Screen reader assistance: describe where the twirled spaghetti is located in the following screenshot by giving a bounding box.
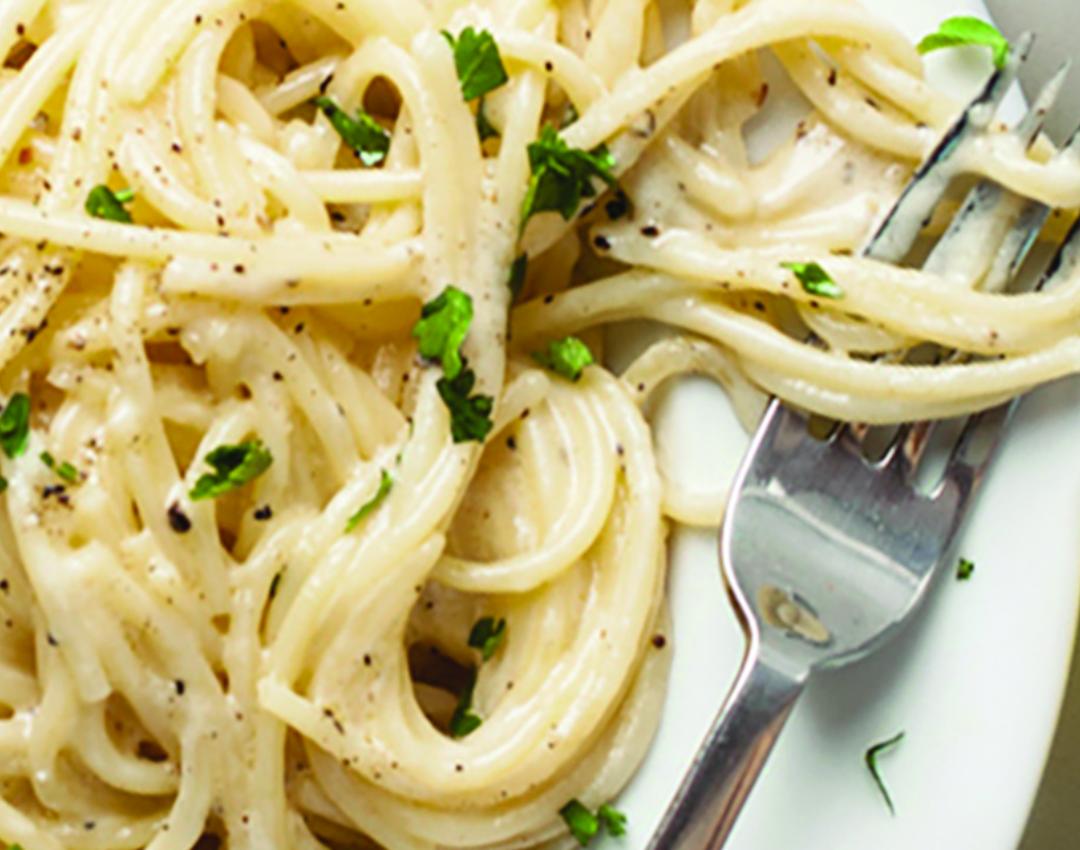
[0,1,1076,848]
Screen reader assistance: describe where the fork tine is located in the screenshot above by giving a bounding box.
[1038,213,1080,289]
[880,421,933,476]
[922,61,1067,282]
[1014,59,1072,144]
[1062,120,1080,155]
[936,402,1016,503]
[874,49,1065,470]
[982,198,1051,292]
[863,32,1034,264]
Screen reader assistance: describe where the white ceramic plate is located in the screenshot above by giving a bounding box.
[609,1,1080,848]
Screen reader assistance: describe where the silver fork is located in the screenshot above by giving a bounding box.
[648,35,1080,849]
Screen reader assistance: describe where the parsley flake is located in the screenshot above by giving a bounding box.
[957,557,975,581]
[468,617,506,661]
[918,17,1010,69]
[533,336,595,382]
[560,800,599,846]
[559,799,627,846]
[0,476,8,493]
[0,393,30,459]
[40,451,79,484]
[523,126,616,226]
[598,804,628,837]
[865,731,905,815]
[449,671,482,739]
[413,286,474,381]
[443,27,509,101]
[346,469,393,532]
[190,440,273,501]
[781,261,844,299]
[86,186,135,223]
[313,96,391,167]
[437,368,495,444]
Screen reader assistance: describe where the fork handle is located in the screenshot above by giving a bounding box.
[647,647,807,850]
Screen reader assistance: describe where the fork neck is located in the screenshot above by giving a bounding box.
[648,642,808,850]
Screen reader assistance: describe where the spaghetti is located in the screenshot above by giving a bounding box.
[0,1,1075,848]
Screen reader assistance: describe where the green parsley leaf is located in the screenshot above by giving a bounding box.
[313,96,391,167]
[865,731,905,816]
[449,672,482,739]
[560,800,600,846]
[532,336,595,382]
[85,186,135,223]
[598,804,627,837]
[190,440,273,501]
[0,476,8,493]
[443,27,509,101]
[40,451,79,484]
[468,617,507,662]
[437,368,494,444]
[413,286,474,381]
[508,254,528,301]
[918,17,1010,69]
[781,261,844,300]
[450,707,482,739]
[957,557,975,581]
[0,393,30,459]
[346,468,393,532]
[523,126,617,226]
[476,97,499,142]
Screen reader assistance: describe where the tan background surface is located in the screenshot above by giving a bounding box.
[1021,641,1080,849]
[981,3,1080,847]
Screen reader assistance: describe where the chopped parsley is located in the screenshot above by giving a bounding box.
[523,126,616,226]
[468,617,507,661]
[865,731,905,815]
[449,671,482,739]
[781,261,844,299]
[443,27,509,101]
[957,557,975,581]
[40,451,79,484]
[560,801,599,846]
[598,805,628,837]
[0,393,30,459]
[918,17,1010,69]
[346,468,393,532]
[532,336,595,382]
[412,288,493,443]
[313,96,391,167]
[508,254,528,301]
[437,368,495,444]
[189,440,273,501]
[413,286,474,380]
[85,186,135,223]
[0,477,7,493]
[450,618,506,738]
[559,800,627,846]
